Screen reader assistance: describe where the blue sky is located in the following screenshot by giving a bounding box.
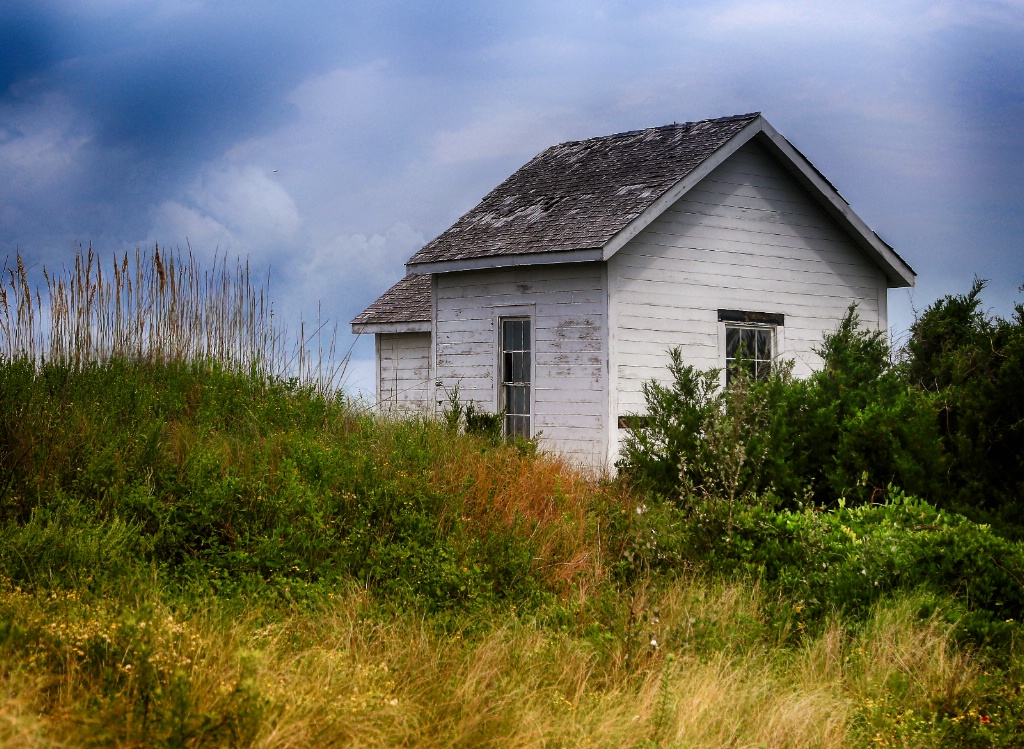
[2,0,1022,394]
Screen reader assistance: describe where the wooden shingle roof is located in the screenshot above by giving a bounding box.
[353,112,915,333]
[350,274,431,329]
[406,113,760,267]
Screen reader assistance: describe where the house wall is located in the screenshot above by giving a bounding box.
[377,332,433,413]
[434,264,608,466]
[609,138,889,454]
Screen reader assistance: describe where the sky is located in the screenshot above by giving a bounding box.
[1,0,1022,395]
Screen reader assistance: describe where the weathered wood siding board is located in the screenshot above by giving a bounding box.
[616,289,877,321]
[636,225,876,265]
[440,280,607,302]
[610,139,888,422]
[616,257,883,291]
[378,332,433,413]
[434,264,608,465]
[624,238,884,279]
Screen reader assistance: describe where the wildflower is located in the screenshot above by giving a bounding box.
[980,714,991,723]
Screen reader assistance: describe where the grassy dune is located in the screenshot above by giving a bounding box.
[0,248,1019,747]
[0,361,1015,748]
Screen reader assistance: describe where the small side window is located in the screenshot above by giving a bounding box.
[719,309,783,386]
[724,324,774,384]
[500,317,531,438]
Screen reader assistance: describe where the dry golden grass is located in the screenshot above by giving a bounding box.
[428,445,627,592]
[0,578,976,748]
[0,245,344,390]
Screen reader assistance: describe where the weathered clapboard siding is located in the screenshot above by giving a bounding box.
[434,264,608,465]
[609,140,888,430]
[377,333,433,413]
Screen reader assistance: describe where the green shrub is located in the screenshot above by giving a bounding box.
[686,491,1024,651]
[0,361,548,613]
[904,280,1024,534]
[618,306,946,509]
[616,349,722,498]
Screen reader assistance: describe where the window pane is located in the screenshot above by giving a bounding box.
[726,327,740,358]
[522,351,531,383]
[725,323,777,384]
[757,329,772,360]
[741,329,756,358]
[522,321,530,351]
[503,352,513,382]
[503,320,514,350]
[515,320,524,350]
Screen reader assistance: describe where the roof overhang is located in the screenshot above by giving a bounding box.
[406,246,603,276]
[601,115,916,288]
[351,320,432,335]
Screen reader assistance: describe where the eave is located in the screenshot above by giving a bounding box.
[351,320,432,335]
[406,247,604,276]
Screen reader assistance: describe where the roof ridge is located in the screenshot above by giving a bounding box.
[546,112,760,150]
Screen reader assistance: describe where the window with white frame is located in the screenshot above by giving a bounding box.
[500,317,531,438]
[719,310,784,385]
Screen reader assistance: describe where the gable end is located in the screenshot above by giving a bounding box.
[601,117,915,288]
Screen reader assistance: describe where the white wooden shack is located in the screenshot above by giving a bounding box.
[352,113,916,468]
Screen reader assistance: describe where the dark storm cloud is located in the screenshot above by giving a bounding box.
[896,18,1024,309]
[3,3,339,160]
[0,2,344,257]
[0,4,62,93]
[0,1,540,255]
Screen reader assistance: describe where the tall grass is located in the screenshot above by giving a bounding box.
[0,577,981,748]
[0,245,346,391]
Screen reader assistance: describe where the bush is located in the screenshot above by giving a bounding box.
[610,487,1024,656]
[616,349,722,498]
[904,280,1024,533]
[708,492,1024,648]
[0,361,556,613]
[618,307,946,509]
